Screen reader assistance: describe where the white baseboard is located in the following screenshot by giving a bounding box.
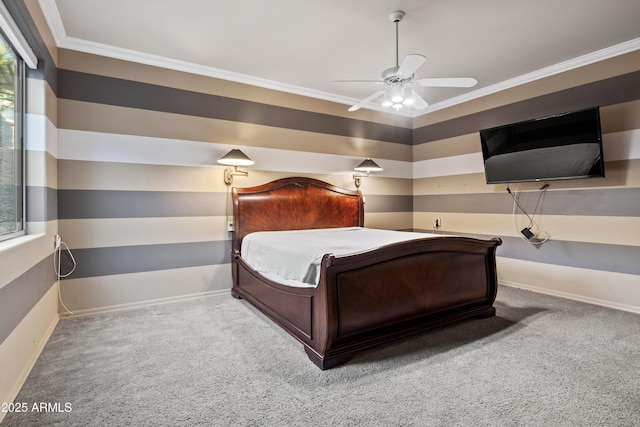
[499,280,640,314]
[60,289,230,318]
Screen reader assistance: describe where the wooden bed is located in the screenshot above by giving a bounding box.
[230,177,502,369]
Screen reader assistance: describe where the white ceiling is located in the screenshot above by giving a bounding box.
[40,0,640,117]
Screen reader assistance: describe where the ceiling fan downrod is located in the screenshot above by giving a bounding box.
[389,10,405,68]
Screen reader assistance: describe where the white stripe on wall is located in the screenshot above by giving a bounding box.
[413,152,484,179]
[25,114,57,157]
[57,129,413,178]
[498,257,640,314]
[604,129,640,161]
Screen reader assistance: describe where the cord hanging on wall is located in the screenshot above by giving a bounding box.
[53,234,77,315]
[507,184,551,245]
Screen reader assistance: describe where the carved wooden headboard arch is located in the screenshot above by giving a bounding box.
[232,177,364,253]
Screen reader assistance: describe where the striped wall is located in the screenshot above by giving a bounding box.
[54,45,640,314]
[413,51,640,313]
[55,49,415,314]
[0,0,60,415]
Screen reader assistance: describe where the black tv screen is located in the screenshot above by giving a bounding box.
[479,107,604,184]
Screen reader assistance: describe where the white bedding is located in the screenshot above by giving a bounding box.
[240,227,441,288]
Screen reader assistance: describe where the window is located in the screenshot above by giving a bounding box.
[0,30,24,242]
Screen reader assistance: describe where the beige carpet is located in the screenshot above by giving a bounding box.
[4,285,640,426]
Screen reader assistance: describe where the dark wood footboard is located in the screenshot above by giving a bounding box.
[312,235,501,369]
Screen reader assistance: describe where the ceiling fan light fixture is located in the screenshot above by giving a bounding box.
[391,85,404,103]
[402,96,415,106]
[392,103,404,110]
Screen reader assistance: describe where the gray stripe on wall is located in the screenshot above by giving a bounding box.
[26,186,58,222]
[364,195,413,212]
[414,70,640,144]
[414,230,640,275]
[57,190,414,219]
[414,188,640,216]
[58,190,228,219]
[67,234,639,279]
[0,255,56,345]
[57,69,413,145]
[61,240,232,279]
[497,235,640,276]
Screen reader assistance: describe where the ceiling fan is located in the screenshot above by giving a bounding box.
[337,10,478,112]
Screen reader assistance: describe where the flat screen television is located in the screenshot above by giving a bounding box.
[479,107,604,184]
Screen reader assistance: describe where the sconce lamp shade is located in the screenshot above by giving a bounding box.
[218,149,254,186]
[353,158,382,189]
[217,149,254,167]
[354,158,383,172]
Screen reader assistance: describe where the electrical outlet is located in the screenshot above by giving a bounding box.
[226,216,235,232]
[54,234,62,248]
[434,218,442,228]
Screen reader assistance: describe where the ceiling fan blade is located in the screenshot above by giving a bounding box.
[348,90,386,112]
[397,54,427,78]
[410,90,429,110]
[415,77,478,88]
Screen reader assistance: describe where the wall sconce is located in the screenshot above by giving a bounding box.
[217,149,254,185]
[353,158,383,188]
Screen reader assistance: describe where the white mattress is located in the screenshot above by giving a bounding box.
[240,227,441,288]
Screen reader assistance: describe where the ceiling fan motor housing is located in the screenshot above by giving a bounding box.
[389,10,405,23]
[382,66,410,83]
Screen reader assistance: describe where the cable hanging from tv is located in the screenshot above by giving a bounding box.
[507,184,551,245]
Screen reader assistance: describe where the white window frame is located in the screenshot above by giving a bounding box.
[0,2,37,242]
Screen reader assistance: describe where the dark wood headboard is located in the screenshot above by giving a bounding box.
[232,177,364,252]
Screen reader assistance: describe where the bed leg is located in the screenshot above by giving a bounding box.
[304,347,354,370]
[231,288,243,299]
[476,306,496,319]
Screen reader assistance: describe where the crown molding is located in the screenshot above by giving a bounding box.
[38,0,639,118]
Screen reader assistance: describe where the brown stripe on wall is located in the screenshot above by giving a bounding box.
[414,70,640,144]
[414,160,640,194]
[57,101,414,161]
[57,69,413,145]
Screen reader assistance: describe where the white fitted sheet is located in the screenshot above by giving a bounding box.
[240,227,440,288]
